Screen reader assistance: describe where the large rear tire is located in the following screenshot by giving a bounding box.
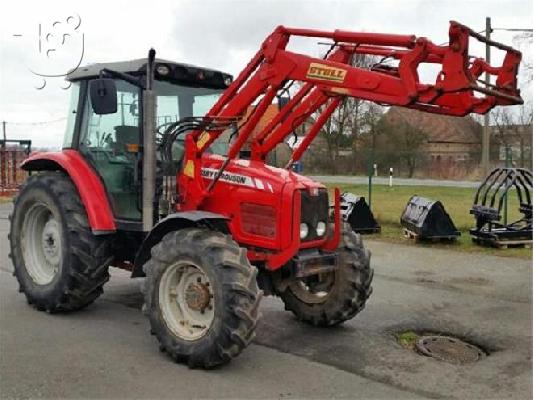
[9,172,114,312]
[143,228,262,369]
[279,226,373,326]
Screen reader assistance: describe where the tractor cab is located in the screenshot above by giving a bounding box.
[64,59,233,223]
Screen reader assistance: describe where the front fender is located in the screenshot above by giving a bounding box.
[21,150,116,233]
[132,211,229,277]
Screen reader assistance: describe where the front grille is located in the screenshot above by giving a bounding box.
[300,189,329,241]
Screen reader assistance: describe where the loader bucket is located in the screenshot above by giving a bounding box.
[470,168,532,247]
[400,195,460,241]
[339,192,380,234]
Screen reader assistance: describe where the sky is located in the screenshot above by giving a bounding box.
[0,0,532,148]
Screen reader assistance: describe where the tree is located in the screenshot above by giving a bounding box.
[314,53,382,174]
[491,105,533,168]
[371,118,429,178]
[490,32,533,168]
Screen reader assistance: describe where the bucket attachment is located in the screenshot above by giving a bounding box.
[470,168,532,247]
[401,195,460,241]
[339,192,380,234]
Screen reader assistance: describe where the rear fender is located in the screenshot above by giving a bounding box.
[132,211,229,277]
[21,150,116,234]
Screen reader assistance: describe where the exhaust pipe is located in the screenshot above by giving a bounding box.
[142,48,156,232]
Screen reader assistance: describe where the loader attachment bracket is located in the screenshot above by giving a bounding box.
[470,168,533,246]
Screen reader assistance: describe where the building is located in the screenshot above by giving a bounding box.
[383,107,482,165]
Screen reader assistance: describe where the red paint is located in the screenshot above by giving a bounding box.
[21,150,116,232]
[176,21,521,269]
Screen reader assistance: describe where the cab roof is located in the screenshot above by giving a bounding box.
[67,58,232,89]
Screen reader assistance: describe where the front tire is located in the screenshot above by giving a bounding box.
[143,228,262,368]
[9,172,114,312]
[279,226,373,326]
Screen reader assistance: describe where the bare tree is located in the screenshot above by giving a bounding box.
[491,105,533,168]
[513,32,533,84]
[488,32,533,168]
[316,53,383,174]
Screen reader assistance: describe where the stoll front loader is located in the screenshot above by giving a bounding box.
[9,22,522,368]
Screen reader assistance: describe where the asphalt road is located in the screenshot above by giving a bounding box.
[0,203,532,399]
[310,176,480,188]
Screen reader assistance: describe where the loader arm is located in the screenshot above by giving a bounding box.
[178,21,523,209]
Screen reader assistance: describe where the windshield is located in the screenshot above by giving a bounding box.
[155,80,228,159]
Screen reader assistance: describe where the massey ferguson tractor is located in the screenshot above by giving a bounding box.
[9,21,522,368]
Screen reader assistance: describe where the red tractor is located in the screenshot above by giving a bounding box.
[9,22,522,368]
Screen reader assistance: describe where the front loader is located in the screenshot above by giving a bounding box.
[9,21,522,368]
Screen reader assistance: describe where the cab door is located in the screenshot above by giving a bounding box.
[78,79,142,221]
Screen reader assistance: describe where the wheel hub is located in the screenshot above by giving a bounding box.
[185,282,211,312]
[41,219,60,265]
[159,262,215,341]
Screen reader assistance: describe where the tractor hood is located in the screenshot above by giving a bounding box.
[200,155,324,194]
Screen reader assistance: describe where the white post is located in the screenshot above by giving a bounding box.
[389,167,393,187]
[373,163,378,177]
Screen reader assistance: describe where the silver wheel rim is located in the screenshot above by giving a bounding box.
[159,261,215,341]
[21,202,62,285]
[289,273,335,304]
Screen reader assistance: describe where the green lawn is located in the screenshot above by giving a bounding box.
[326,183,532,259]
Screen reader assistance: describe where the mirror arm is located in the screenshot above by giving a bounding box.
[100,68,146,89]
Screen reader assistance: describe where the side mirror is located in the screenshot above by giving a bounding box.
[89,79,117,115]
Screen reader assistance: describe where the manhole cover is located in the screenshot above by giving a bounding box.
[415,335,485,364]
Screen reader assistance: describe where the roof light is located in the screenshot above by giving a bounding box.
[156,64,170,76]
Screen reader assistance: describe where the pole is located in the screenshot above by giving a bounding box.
[389,167,393,187]
[481,17,492,176]
[1,122,5,190]
[368,158,372,210]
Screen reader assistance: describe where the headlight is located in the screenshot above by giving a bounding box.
[156,64,170,76]
[300,223,309,239]
[224,76,233,86]
[316,221,326,236]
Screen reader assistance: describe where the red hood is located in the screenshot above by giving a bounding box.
[201,154,324,194]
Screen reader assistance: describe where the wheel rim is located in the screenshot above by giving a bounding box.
[159,261,215,341]
[289,273,336,304]
[21,202,62,285]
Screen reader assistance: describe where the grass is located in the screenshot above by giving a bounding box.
[397,331,420,349]
[326,183,532,259]
[1,184,531,258]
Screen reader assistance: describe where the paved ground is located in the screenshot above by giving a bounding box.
[0,203,532,399]
[310,175,480,188]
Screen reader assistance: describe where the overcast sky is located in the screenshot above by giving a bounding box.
[0,0,532,148]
